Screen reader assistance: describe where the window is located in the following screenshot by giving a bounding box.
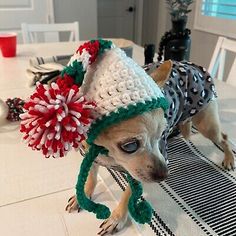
[194,0,236,38]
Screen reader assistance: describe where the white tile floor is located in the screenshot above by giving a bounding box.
[0,183,140,236]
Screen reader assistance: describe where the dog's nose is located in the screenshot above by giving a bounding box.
[150,165,169,182]
[151,171,169,182]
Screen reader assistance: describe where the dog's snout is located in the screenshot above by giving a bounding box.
[151,169,169,181]
[150,161,169,182]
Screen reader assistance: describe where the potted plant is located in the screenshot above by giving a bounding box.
[166,0,193,21]
[158,0,194,62]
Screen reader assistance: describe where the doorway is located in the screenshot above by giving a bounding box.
[97,0,143,44]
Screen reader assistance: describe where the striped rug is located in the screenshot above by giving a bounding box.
[101,133,236,236]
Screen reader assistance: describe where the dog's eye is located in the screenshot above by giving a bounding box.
[118,139,140,154]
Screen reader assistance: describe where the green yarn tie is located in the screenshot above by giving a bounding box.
[126,174,153,224]
[75,143,153,224]
[76,144,111,219]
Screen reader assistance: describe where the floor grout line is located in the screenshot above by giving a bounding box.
[60,214,70,236]
[0,187,74,208]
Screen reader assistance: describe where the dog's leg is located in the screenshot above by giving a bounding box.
[192,100,235,170]
[66,163,99,212]
[179,121,192,140]
[98,185,131,236]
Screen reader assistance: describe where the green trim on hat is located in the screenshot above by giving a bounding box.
[96,38,113,55]
[61,60,85,86]
[87,97,169,145]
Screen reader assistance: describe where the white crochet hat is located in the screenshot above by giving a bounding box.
[83,47,165,115]
[20,39,169,223]
[77,43,169,145]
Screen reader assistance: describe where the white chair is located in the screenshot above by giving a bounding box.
[21,22,79,44]
[208,36,236,87]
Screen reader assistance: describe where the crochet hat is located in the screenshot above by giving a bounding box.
[20,39,169,224]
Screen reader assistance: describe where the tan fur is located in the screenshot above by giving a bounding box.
[192,100,235,169]
[150,60,172,87]
[95,108,169,182]
[67,109,169,234]
[98,186,131,235]
[66,164,99,213]
[179,121,192,140]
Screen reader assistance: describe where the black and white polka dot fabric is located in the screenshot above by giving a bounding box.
[163,61,217,130]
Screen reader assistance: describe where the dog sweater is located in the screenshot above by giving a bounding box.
[150,61,217,160]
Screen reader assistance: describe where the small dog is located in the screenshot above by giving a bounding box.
[66,60,235,235]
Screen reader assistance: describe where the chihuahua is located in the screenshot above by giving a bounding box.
[66,60,235,235]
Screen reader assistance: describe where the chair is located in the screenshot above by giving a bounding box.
[21,22,79,44]
[208,36,236,87]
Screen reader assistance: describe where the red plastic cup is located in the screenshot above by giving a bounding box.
[0,33,17,57]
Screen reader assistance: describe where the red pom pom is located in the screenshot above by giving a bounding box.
[20,79,96,158]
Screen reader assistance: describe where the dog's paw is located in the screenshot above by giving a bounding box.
[65,195,81,213]
[222,156,235,171]
[97,209,128,236]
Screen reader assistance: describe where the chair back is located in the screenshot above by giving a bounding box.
[21,22,79,44]
[208,36,236,87]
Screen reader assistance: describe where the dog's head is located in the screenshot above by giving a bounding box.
[20,38,172,182]
[95,61,173,183]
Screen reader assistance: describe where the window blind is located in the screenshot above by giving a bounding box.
[201,0,236,20]
[194,0,236,39]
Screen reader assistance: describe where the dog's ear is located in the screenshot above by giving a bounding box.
[150,60,173,87]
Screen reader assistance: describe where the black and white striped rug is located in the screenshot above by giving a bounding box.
[103,134,236,236]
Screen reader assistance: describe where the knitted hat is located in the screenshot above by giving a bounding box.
[20,39,169,224]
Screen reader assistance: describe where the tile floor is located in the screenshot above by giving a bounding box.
[0,123,142,236]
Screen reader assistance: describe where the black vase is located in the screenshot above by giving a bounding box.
[144,44,155,65]
[164,18,191,61]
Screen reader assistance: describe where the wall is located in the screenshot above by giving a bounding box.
[155,0,171,50]
[187,1,218,68]
[142,0,159,46]
[142,0,171,54]
[185,1,233,79]
[53,0,97,40]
